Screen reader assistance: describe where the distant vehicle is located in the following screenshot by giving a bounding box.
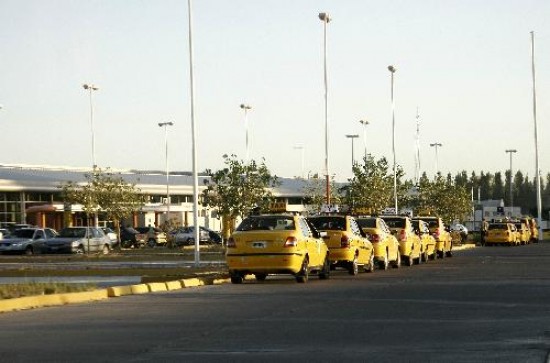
[0,228,57,255]
[171,226,210,246]
[201,227,222,244]
[450,223,468,241]
[356,216,401,270]
[413,216,452,258]
[101,227,118,244]
[45,227,112,254]
[485,223,519,246]
[135,227,167,247]
[0,228,9,239]
[381,215,422,266]
[119,227,146,249]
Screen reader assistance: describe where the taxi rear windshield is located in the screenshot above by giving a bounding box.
[356,219,376,228]
[382,218,406,228]
[309,217,346,231]
[488,223,507,230]
[236,216,295,231]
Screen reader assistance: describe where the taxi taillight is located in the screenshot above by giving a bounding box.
[399,230,407,242]
[370,233,380,243]
[284,237,298,247]
[341,235,350,248]
[227,237,236,248]
[433,228,441,239]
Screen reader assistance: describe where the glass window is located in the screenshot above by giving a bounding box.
[298,218,311,237]
[308,217,346,231]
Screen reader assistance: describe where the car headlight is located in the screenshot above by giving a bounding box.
[71,241,79,246]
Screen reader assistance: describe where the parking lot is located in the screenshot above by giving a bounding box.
[1,242,550,362]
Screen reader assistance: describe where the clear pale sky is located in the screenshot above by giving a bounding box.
[0,0,549,181]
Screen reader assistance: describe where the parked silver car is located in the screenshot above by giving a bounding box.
[46,227,112,254]
[0,228,57,255]
[171,226,210,246]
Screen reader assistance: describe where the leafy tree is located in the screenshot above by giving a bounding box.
[61,168,146,249]
[344,155,406,215]
[201,154,279,238]
[303,174,342,214]
[493,172,505,201]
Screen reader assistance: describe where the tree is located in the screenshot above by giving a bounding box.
[344,155,405,215]
[201,154,279,238]
[61,168,146,250]
[303,174,342,214]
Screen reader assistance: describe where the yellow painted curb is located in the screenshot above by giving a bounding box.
[147,282,168,292]
[213,278,230,285]
[130,284,150,294]
[165,280,183,291]
[107,285,134,297]
[0,289,109,314]
[181,278,201,288]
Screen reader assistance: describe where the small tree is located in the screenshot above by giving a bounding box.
[303,174,342,214]
[201,154,279,239]
[61,168,146,250]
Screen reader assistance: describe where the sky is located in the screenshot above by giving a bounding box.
[0,0,549,182]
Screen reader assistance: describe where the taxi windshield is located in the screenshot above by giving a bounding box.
[356,218,376,228]
[309,217,346,231]
[488,224,507,230]
[383,218,406,228]
[237,216,295,231]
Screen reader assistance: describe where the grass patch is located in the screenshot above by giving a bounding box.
[0,282,97,300]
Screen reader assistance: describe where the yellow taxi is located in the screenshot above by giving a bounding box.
[226,214,330,283]
[485,222,519,246]
[380,216,421,266]
[513,222,531,245]
[415,216,452,258]
[411,219,437,262]
[521,217,539,243]
[356,216,401,269]
[308,215,375,275]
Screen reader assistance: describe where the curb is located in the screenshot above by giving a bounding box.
[0,275,223,314]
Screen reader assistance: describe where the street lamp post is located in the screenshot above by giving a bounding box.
[240,104,252,162]
[359,119,369,161]
[82,83,99,170]
[388,65,397,215]
[159,122,174,224]
[319,12,332,206]
[430,142,442,175]
[293,144,305,178]
[531,31,543,241]
[414,109,421,185]
[345,134,359,170]
[505,149,517,209]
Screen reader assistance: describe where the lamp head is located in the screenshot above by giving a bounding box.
[318,12,331,22]
[388,65,396,73]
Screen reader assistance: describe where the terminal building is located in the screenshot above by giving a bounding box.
[0,164,311,233]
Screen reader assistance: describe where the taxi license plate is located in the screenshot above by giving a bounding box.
[252,241,267,248]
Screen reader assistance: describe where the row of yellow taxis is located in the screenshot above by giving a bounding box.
[225,214,453,283]
[484,217,539,246]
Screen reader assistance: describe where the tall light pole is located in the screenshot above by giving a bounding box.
[159,122,174,223]
[505,149,517,209]
[345,134,359,170]
[82,83,99,170]
[430,142,442,175]
[414,108,421,185]
[359,119,369,161]
[319,12,331,206]
[531,31,542,241]
[187,0,200,265]
[294,144,305,178]
[240,104,252,162]
[388,65,397,214]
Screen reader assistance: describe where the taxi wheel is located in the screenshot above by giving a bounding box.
[415,253,422,265]
[379,252,389,270]
[438,250,445,259]
[348,257,359,275]
[230,274,243,284]
[255,273,267,281]
[422,250,429,263]
[319,257,331,280]
[296,259,309,283]
[366,253,375,273]
[392,252,401,268]
[445,249,453,257]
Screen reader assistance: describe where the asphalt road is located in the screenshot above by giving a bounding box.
[2,243,550,362]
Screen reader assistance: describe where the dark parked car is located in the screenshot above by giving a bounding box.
[45,227,112,254]
[0,227,57,255]
[119,227,146,249]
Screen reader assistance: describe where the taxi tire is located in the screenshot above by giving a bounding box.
[319,257,331,280]
[255,273,267,281]
[348,257,359,275]
[415,253,422,265]
[446,250,453,257]
[379,252,389,270]
[230,274,244,284]
[392,253,401,268]
[422,250,429,263]
[296,259,309,283]
[365,253,375,273]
